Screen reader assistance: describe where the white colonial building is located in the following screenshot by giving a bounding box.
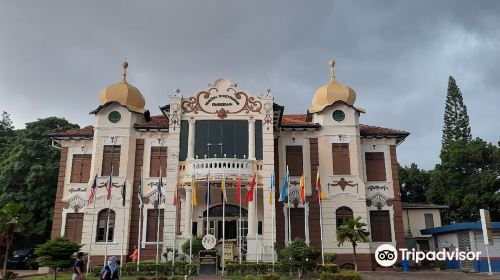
[49,60,409,270]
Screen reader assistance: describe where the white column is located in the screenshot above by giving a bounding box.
[187,119,196,160]
[248,119,256,160]
[183,186,193,237]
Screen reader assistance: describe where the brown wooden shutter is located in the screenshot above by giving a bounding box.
[71,154,92,183]
[150,147,168,177]
[146,209,164,242]
[370,210,392,242]
[332,143,350,175]
[65,213,84,243]
[365,152,386,181]
[102,145,121,176]
[286,146,303,176]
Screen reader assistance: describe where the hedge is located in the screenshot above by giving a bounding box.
[92,260,200,277]
[320,271,362,280]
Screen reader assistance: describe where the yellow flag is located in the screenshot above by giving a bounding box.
[191,176,197,206]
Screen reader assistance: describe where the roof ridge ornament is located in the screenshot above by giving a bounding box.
[329,59,336,82]
[121,61,128,83]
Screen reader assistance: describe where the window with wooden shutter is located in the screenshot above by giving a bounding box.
[64,213,84,243]
[70,154,92,183]
[365,152,386,181]
[332,144,350,175]
[424,213,434,229]
[370,210,392,242]
[286,146,303,176]
[146,209,164,242]
[150,147,168,177]
[102,145,120,176]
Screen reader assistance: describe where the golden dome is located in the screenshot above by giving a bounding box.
[99,61,146,113]
[309,60,356,113]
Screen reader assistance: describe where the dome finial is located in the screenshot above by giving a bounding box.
[329,59,336,82]
[121,61,128,83]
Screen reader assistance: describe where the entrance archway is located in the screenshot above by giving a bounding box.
[202,204,248,240]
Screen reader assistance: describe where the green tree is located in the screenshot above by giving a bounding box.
[35,238,81,280]
[0,111,14,155]
[336,217,369,271]
[0,203,32,277]
[0,117,78,246]
[399,163,431,203]
[278,239,319,278]
[181,236,204,260]
[428,139,500,222]
[441,76,471,150]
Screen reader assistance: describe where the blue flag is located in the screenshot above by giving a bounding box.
[279,168,289,202]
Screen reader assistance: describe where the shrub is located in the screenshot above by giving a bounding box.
[181,236,204,259]
[324,253,337,264]
[168,276,185,280]
[278,240,320,278]
[320,264,338,273]
[320,271,362,280]
[185,262,199,275]
[260,273,280,280]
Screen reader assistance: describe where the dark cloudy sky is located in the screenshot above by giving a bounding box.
[1,1,499,169]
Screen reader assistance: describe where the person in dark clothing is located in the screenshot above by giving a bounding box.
[101,256,119,280]
[72,252,85,280]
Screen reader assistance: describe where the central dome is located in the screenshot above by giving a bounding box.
[309,60,356,113]
[99,61,146,113]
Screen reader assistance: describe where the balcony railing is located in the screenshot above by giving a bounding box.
[190,158,254,178]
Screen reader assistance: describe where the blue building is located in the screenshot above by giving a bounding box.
[421,222,500,272]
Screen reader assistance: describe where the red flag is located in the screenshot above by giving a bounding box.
[235,176,241,203]
[244,172,256,203]
[173,187,178,205]
[299,174,305,204]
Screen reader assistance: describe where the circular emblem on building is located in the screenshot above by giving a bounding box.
[202,234,217,250]
[108,111,121,123]
[375,244,398,267]
[332,110,346,122]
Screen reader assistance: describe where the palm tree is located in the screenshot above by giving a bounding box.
[336,216,369,271]
[0,203,32,277]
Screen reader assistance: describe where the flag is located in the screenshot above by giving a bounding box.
[268,172,274,205]
[235,176,241,203]
[221,172,227,203]
[87,173,97,205]
[299,174,305,204]
[173,187,178,205]
[205,174,211,205]
[245,172,256,203]
[191,176,197,206]
[106,167,113,200]
[138,182,144,207]
[279,167,289,202]
[316,169,327,202]
[156,175,163,208]
[121,182,126,207]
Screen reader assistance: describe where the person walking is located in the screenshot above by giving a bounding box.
[101,256,119,280]
[72,252,85,280]
[130,246,138,263]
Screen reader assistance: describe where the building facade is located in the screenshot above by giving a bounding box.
[49,60,409,270]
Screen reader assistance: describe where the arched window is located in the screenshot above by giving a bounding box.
[336,207,353,229]
[203,204,248,217]
[96,209,115,242]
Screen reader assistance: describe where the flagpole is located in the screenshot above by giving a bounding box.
[206,168,210,236]
[255,171,259,264]
[86,171,98,275]
[238,169,242,265]
[189,181,193,264]
[137,166,143,272]
[104,166,113,266]
[222,168,226,276]
[156,169,162,269]
[319,197,325,265]
[271,172,275,267]
[172,186,177,275]
[286,166,291,245]
[120,182,126,273]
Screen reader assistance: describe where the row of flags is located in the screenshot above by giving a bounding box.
[87,167,328,207]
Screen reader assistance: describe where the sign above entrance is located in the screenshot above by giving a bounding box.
[182,78,262,118]
[202,234,217,249]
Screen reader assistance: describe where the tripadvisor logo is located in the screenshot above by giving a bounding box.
[375,244,482,267]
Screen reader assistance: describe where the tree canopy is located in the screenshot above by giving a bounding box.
[0,115,79,247]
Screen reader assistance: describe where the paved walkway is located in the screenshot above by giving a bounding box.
[361,271,500,280]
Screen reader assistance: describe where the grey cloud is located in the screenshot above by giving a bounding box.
[0,0,499,169]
